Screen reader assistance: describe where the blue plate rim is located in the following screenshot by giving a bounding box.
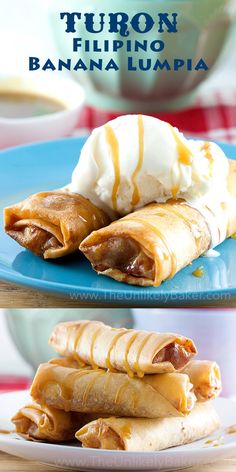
[0,264,235,300]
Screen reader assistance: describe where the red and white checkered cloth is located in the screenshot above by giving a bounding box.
[0,376,30,393]
[75,88,236,144]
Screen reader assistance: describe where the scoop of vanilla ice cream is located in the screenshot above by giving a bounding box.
[69,115,229,220]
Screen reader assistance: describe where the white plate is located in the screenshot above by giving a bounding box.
[0,391,236,471]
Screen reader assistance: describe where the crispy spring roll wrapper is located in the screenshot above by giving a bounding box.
[182,360,222,401]
[31,363,196,418]
[80,160,236,286]
[49,357,221,403]
[4,190,110,259]
[11,402,83,442]
[76,402,220,452]
[80,201,211,286]
[49,320,197,375]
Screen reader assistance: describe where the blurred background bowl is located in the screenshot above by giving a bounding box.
[49,0,236,112]
[5,308,133,372]
[0,75,85,148]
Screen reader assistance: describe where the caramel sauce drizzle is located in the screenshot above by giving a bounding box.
[169,125,193,165]
[171,186,180,199]
[82,370,105,405]
[103,371,112,395]
[126,216,177,280]
[106,330,127,371]
[154,205,201,251]
[202,142,214,176]
[38,366,90,412]
[73,322,90,367]
[192,266,204,278]
[105,124,120,212]
[132,393,139,410]
[119,424,131,439]
[90,326,102,370]
[141,234,165,286]
[114,380,131,405]
[123,212,169,281]
[131,115,144,207]
[62,370,91,407]
[134,333,153,378]
[124,332,139,378]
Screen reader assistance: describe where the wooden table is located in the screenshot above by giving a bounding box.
[0,281,98,308]
[1,451,236,471]
[1,281,236,308]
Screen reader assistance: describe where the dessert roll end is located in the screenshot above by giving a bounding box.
[76,420,125,450]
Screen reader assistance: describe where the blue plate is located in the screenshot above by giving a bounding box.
[0,137,236,306]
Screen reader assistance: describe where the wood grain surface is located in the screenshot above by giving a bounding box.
[0,281,236,308]
[0,452,236,472]
[0,281,98,308]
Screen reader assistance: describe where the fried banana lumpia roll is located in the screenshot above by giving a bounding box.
[76,403,220,451]
[49,320,197,375]
[80,201,211,286]
[31,363,196,418]
[80,161,236,286]
[49,357,221,402]
[4,191,110,259]
[182,360,222,401]
[11,402,81,442]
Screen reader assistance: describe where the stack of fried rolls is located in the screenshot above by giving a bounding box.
[12,321,221,451]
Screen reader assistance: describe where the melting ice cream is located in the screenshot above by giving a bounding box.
[69,115,231,249]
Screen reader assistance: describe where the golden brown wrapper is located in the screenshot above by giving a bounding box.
[48,357,221,403]
[80,160,236,286]
[80,201,211,286]
[182,360,222,401]
[76,402,220,451]
[49,320,197,375]
[4,190,110,259]
[30,363,196,418]
[12,401,81,442]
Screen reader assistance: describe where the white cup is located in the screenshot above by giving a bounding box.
[0,75,85,148]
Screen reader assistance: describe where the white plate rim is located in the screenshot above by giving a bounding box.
[1,392,236,471]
